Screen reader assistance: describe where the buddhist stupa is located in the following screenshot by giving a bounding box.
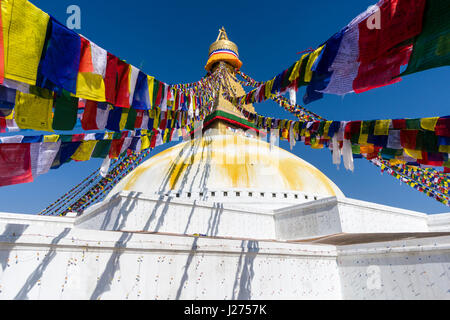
[0,29,449,300]
[104,28,344,206]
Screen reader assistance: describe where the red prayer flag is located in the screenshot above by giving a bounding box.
[435,118,450,137]
[400,129,418,149]
[109,131,128,159]
[104,53,119,105]
[0,143,33,187]
[134,110,144,129]
[353,44,412,94]
[79,37,94,73]
[366,152,379,160]
[115,60,131,108]
[357,0,426,63]
[81,100,99,130]
[174,91,180,111]
[159,111,167,130]
[344,121,361,140]
[150,129,158,148]
[0,118,6,133]
[71,134,86,142]
[392,119,407,129]
[417,152,443,166]
[155,83,163,107]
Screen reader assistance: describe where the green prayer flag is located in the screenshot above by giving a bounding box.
[406,119,421,130]
[351,133,360,145]
[352,145,361,154]
[297,53,311,88]
[281,64,295,90]
[125,107,138,130]
[91,140,112,159]
[152,80,160,107]
[401,0,450,76]
[60,135,74,143]
[112,132,122,140]
[381,148,403,159]
[52,90,78,131]
[317,122,325,136]
[416,130,439,153]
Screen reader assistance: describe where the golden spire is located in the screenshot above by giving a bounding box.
[216,27,228,41]
[205,27,242,72]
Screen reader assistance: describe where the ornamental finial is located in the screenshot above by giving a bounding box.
[216,27,229,41]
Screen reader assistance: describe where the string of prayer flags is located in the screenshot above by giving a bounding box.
[234,69,326,122]
[303,30,344,104]
[231,0,444,105]
[64,150,151,215]
[373,158,449,206]
[236,110,450,169]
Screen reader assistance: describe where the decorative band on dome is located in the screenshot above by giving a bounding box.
[209,49,239,59]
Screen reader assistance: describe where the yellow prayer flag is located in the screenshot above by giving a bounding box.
[148,76,155,107]
[15,91,53,132]
[374,120,390,136]
[104,132,114,140]
[404,148,423,159]
[71,141,97,162]
[2,0,50,85]
[288,54,308,82]
[43,135,60,143]
[439,145,450,153]
[304,46,325,83]
[358,134,369,145]
[420,117,439,131]
[5,109,14,120]
[389,159,406,166]
[300,128,306,136]
[265,78,275,97]
[323,121,332,138]
[119,108,129,131]
[152,108,161,130]
[140,135,150,151]
[75,73,106,102]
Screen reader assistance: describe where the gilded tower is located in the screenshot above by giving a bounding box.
[203,28,255,133]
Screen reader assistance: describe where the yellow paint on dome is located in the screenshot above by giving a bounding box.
[116,133,344,198]
[169,162,190,190]
[124,164,149,191]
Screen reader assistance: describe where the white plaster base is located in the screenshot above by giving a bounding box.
[0,223,340,300]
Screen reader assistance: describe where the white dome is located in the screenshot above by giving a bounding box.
[107,132,344,201]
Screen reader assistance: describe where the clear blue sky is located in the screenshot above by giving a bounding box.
[0,0,449,215]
